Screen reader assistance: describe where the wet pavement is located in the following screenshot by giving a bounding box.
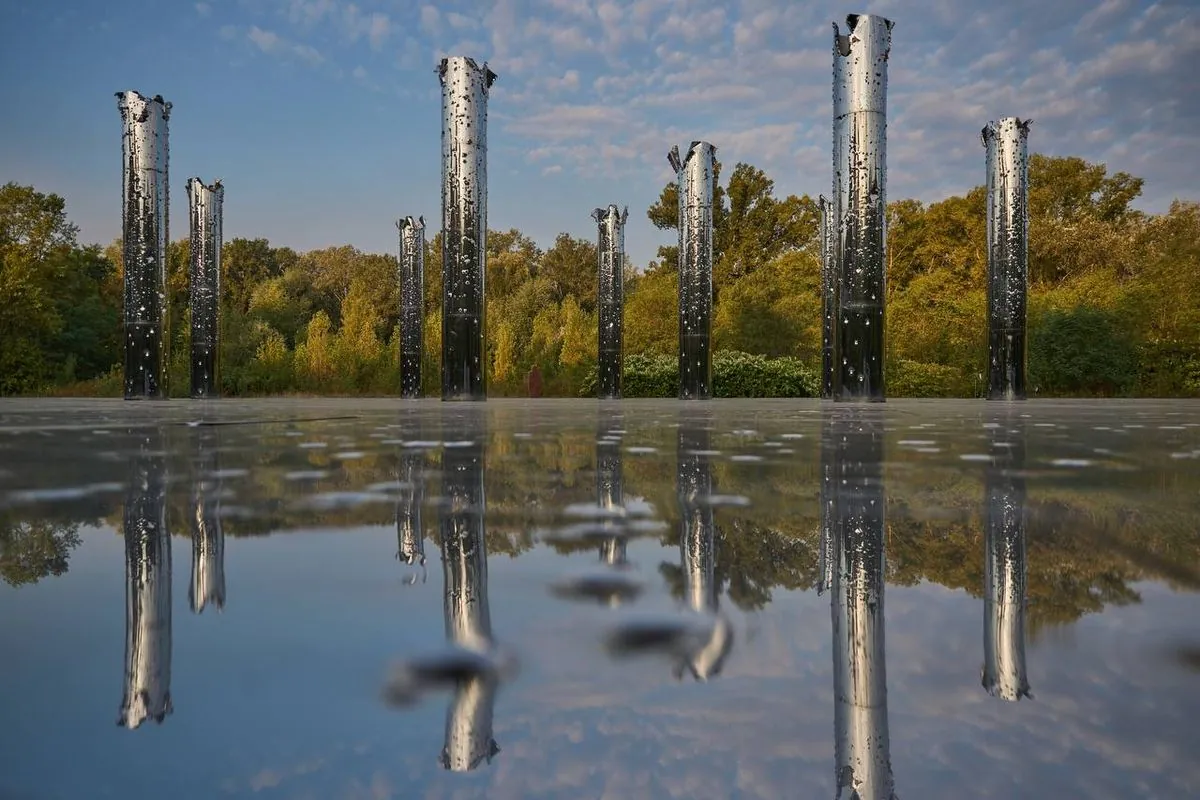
[1,398,1198,799]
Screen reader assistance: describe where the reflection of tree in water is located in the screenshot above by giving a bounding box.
[659,520,817,611]
[0,518,83,587]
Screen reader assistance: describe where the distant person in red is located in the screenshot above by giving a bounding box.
[526,365,543,398]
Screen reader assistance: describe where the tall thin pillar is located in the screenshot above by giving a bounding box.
[596,427,627,567]
[982,416,1031,700]
[828,407,895,799]
[593,204,628,399]
[397,410,428,579]
[398,215,426,398]
[117,91,171,400]
[820,194,836,399]
[982,118,1032,401]
[674,413,732,681]
[119,430,173,729]
[189,427,225,613]
[832,15,892,401]
[438,57,496,401]
[438,411,499,770]
[186,178,223,399]
[668,142,716,400]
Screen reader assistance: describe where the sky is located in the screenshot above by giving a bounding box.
[0,0,1196,267]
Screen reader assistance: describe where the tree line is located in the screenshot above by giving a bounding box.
[1,152,1197,397]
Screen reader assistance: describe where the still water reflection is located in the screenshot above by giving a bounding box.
[0,398,1198,799]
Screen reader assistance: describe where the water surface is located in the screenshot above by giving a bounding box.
[1,398,1198,799]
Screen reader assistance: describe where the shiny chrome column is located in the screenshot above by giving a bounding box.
[119,430,173,729]
[831,15,892,401]
[828,408,895,799]
[189,427,225,613]
[398,215,427,399]
[982,118,1032,401]
[438,57,496,401]
[438,411,499,770]
[675,412,731,680]
[982,416,1031,700]
[593,204,628,399]
[820,194,836,399]
[669,142,716,400]
[596,425,627,567]
[186,178,223,399]
[117,91,171,399]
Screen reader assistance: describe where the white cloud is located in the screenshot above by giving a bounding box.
[542,164,563,175]
[247,25,325,65]
[195,2,211,17]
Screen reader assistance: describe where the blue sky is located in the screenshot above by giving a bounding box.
[1,0,1196,266]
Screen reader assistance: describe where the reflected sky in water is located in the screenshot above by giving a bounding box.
[1,398,1198,799]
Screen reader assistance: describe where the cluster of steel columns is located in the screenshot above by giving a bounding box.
[820,15,1032,401]
[120,15,1030,403]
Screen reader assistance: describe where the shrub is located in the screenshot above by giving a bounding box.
[888,360,973,397]
[579,351,817,398]
[1029,307,1139,396]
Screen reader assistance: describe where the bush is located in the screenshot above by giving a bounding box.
[579,351,817,398]
[888,359,973,397]
[1029,307,1139,396]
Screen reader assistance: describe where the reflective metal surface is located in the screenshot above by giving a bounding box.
[593,205,628,400]
[983,118,1032,402]
[116,91,171,400]
[827,408,895,799]
[820,194,836,399]
[669,142,716,400]
[983,415,1031,700]
[438,57,497,402]
[118,429,172,729]
[188,427,225,613]
[2,398,1199,798]
[397,215,426,399]
[832,15,892,401]
[186,178,223,399]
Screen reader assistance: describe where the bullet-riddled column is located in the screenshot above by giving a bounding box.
[189,427,226,613]
[982,417,1031,700]
[439,57,497,401]
[117,91,171,399]
[398,215,426,399]
[829,407,896,799]
[596,426,627,567]
[675,412,732,681]
[982,118,1032,401]
[593,204,629,399]
[820,194,836,399]
[186,178,223,399]
[119,430,173,729]
[438,411,499,770]
[832,15,892,401]
[669,142,716,400]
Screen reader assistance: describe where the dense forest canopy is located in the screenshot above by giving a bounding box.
[1,153,1197,398]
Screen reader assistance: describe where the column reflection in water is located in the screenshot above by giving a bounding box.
[398,216,426,399]
[827,407,896,799]
[186,178,223,398]
[668,142,716,400]
[117,90,171,400]
[189,427,225,613]
[818,419,835,596]
[439,57,497,401]
[831,15,892,401]
[593,204,628,399]
[596,423,627,567]
[820,194,836,399]
[119,430,173,729]
[675,412,731,680]
[982,417,1032,700]
[438,411,499,770]
[982,118,1032,401]
[396,410,428,582]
